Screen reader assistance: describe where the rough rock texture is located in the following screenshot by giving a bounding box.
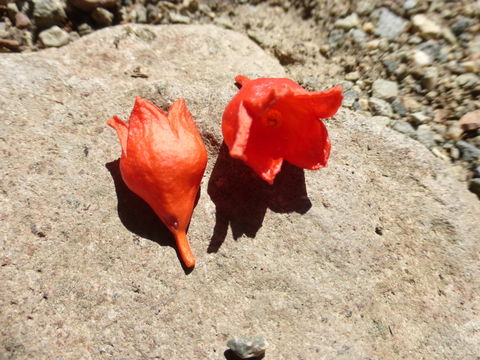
[1,24,479,360]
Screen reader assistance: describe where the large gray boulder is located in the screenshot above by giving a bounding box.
[1,24,479,359]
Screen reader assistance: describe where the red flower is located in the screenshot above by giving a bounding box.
[222,75,342,184]
[107,97,207,268]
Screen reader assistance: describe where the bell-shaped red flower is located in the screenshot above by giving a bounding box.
[107,97,207,268]
[222,75,342,184]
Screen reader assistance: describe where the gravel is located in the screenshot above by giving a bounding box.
[0,0,478,197]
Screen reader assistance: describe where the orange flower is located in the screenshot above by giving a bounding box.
[222,75,342,184]
[107,97,207,268]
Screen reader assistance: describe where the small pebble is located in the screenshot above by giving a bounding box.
[413,49,432,66]
[345,71,360,81]
[372,79,399,101]
[411,111,430,124]
[227,336,267,359]
[375,7,407,39]
[459,110,480,132]
[421,67,438,91]
[446,122,464,141]
[15,12,31,28]
[392,98,407,116]
[392,120,416,137]
[77,23,93,37]
[412,14,443,38]
[416,124,437,148]
[38,25,69,47]
[334,13,359,30]
[32,0,67,29]
[456,141,480,161]
[92,8,114,27]
[168,12,191,24]
[369,97,393,117]
[343,90,359,107]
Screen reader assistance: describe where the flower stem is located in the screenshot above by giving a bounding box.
[174,231,195,268]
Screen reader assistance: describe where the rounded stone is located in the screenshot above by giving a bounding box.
[32,0,66,29]
[334,13,359,30]
[91,7,114,27]
[412,14,442,38]
[227,336,267,359]
[369,97,393,117]
[38,25,69,47]
[372,79,399,101]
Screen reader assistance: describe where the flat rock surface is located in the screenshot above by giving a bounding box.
[1,24,479,359]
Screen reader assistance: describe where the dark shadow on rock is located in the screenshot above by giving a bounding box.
[106,160,193,274]
[207,143,312,253]
[224,350,265,360]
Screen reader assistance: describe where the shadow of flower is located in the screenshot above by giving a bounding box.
[207,143,312,253]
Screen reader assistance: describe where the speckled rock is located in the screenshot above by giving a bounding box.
[1,24,479,360]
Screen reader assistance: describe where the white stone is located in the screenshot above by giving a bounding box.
[372,79,399,101]
[413,49,432,66]
[335,13,360,30]
[412,14,443,38]
[38,25,69,47]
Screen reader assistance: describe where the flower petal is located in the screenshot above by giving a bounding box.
[235,75,251,87]
[230,101,253,158]
[241,146,284,184]
[229,102,284,183]
[107,115,128,157]
[284,118,331,170]
[128,96,168,134]
[295,85,343,119]
[167,98,197,135]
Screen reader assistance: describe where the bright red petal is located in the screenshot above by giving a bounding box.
[107,115,128,157]
[284,118,331,170]
[295,85,343,119]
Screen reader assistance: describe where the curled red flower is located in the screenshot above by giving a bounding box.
[107,97,207,268]
[222,75,343,184]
